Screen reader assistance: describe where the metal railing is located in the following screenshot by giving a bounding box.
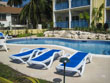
[107,0,110,6]
[71,20,88,28]
[55,21,69,28]
[55,2,69,10]
[71,0,90,8]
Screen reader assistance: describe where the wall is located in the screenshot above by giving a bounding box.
[0,29,45,35]
[0,13,11,27]
[0,13,26,28]
[92,0,105,24]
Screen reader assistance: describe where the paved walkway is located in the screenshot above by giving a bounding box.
[0,45,110,83]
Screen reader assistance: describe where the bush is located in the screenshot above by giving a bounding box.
[96,23,102,30]
[36,33,44,37]
[104,23,109,31]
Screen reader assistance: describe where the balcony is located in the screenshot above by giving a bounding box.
[71,0,90,8]
[55,2,69,10]
[71,20,88,28]
[55,21,69,28]
[107,0,110,6]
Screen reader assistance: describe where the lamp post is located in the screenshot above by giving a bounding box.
[60,57,70,83]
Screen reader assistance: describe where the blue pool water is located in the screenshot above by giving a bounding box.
[6,38,110,55]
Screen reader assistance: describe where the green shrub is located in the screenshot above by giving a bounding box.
[17,33,32,37]
[36,33,44,37]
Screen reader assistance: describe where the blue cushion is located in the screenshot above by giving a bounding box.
[13,49,34,57]
[0,32,3,37]
[61,52,88,67]
[13,48,46,57]
[32,49,61,61]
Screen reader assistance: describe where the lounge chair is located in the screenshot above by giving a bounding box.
[0,32,8,39]
[27,49,64,69]
[56,51,92,76]
[9,47,46,63]
[0,32,8,52]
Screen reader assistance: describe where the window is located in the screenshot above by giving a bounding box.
[11,14,26,25]
[0,14,6,21]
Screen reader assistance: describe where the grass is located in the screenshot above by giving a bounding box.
[0,62,52,83]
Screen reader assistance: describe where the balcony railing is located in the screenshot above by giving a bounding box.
[55,2,69,10]
[56,21,69,28]
[107,0,110,6]
[71,0,90,8]
[71,20,88,28]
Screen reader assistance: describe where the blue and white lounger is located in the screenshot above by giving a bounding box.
[0,32,8,52]
[56,51,92,76]
[0,32,8,39]
[9,47,46,63]
[27,49,64,69]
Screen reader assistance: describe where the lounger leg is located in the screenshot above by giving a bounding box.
[87,54,92,63]
[79,59,86,76]
[3,44,8,52]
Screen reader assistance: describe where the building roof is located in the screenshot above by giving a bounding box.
[0,6,22,14]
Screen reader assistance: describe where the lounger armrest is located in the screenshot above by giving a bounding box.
[19,48,31,53]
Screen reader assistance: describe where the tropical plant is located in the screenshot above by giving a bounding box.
[7,0,52,29]
[79,12,90,23]
[91,3,104,27]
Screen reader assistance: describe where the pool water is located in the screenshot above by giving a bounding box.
[6,38,110,55]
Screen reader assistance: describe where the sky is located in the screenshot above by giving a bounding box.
[2,0,30,6]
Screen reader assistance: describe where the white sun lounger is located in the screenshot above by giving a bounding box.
[56,51,92,76]
[27,49,64,69]
[9,47,47,63]
[0,32,8,52]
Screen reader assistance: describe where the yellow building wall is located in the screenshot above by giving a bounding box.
[92,0,105,24]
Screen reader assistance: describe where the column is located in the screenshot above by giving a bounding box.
[53,0,56,27]
[69,0,71,29]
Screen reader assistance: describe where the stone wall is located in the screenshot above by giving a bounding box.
[44,30,110,40]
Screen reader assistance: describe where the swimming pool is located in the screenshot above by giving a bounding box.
[6,38,110,55]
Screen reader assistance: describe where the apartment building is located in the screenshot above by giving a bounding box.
[105,0,110,24]
[53,0,110,29]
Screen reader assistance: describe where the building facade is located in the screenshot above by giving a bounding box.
[53,0,110,28]
[0,1,26,29]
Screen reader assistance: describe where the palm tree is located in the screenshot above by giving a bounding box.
[7,0,52,28]
[20,0,46,28]
[7,0,23,7]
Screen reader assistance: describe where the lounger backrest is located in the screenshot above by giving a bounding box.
[13,49,34,57]
[0,32,4,37]
[32,49,61,61]
[69,52,88,61]
[13,48,46,57]
[61,52,88,67]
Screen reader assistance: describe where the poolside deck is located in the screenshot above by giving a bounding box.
[0,45,110,83]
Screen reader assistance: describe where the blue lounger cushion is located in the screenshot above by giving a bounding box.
[12,48,46,57]
[31,49,61,61]
[61,52,88,67]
